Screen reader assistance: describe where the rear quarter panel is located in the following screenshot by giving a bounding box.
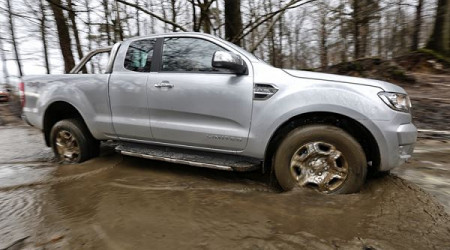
[22,74,114,139]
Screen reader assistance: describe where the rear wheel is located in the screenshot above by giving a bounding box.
[273,125,367,194]
[50,119,99,163]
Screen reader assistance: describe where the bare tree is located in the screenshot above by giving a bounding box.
[411,0,424,51]
[225,0,243,45]
[117,0,187,31]
[48,0,76,73]
[85,0,94,71]
[113,0,124,41]
[6,0,24,77]
[103,0,112,45]
[39,0,51,74]
[170,0,177,32]
[0,36,10,84]
[426,0,450,55]
[135,0,141,35]
[67,0,84,60]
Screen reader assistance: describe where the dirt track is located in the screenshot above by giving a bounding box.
[400,73,450,132]
[1,100,450,249]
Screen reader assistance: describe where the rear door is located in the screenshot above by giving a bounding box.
[147,36,254,150]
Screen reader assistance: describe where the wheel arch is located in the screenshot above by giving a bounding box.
[43,101,92,147]
[263,111,381,174]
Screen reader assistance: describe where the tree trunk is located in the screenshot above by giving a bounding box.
[161,1,169,32]
[39,0,51,74]
[224,0,243,45]
[398,0,407,55]
[190,0,199,32]
[148,0,155,34]
[200,8,211,33]
[103,0,112,45]
[135,0,141,36]
[114,0,124,41]
[0,38,10,85]
[171,0,177,32]
[426,0,450,55]
[277,1,283,68]
[85,0,94,72]
[338,0,348,62]
[352,0,360,59]
[198,1,213,34]
[49,0,76,73]
[411,0,424,51]
[6,0,24,77]
[67,0,84,60]
[319,11,328,68]
[377,18,383,57]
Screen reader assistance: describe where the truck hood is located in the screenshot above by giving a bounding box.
[283,69,406,93]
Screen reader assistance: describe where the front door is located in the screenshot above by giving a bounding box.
[147,37,253,150]
[109,38,157,141]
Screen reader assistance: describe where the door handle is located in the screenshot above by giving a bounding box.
[154,81,174,88]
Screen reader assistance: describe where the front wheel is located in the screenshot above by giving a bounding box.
[50,119,99,163]
[273,125,367,194]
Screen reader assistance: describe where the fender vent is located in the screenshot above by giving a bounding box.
[254,84,278,100]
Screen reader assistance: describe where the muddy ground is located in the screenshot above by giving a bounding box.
[1,77,450,249]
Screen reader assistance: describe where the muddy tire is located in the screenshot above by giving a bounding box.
[50,119,99,163]
[273,125,367,194]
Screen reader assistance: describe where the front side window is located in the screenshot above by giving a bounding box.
[162,37,228,72]
[124,39,156,72]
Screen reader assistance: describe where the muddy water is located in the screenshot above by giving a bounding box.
[393,139,450,213]
[0,126,449,249]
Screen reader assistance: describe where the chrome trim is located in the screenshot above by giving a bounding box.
[154,82,174,88]
[254,83,279,100]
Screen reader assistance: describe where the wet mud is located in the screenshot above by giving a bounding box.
[400,73,450,131]
[393,139,450,213]
[0,118,449,249]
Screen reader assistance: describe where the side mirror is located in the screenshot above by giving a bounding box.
[212,51,247,75]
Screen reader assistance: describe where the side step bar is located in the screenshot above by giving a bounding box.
[115,142,261,172]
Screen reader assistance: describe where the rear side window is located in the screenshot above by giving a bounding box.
[124,39,156,72]
[161,37,227,72]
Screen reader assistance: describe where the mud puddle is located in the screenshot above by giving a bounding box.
[3,156,447,249]
[393,139,450,213]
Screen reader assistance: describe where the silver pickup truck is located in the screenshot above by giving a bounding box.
[21,32,417,194]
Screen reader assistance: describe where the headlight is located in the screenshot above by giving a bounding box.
[378,92,411,112]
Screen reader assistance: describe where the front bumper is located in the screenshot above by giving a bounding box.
[364,113,417,171]
[395,123,417,164]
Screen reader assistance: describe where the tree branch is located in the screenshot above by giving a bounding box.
[233,0,316,43]
[116,0,187,32]
[249,12,285,53]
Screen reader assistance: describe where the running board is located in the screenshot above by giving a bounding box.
[115,142,261,172]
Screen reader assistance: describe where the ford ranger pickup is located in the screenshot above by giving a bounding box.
[21,32,417,194]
